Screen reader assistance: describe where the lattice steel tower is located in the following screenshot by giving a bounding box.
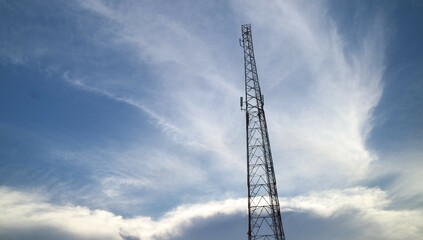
[240,24,286,240]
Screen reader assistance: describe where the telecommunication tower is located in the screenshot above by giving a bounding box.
[240,24,286,240]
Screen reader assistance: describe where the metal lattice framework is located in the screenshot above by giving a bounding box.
[240,24,286,240]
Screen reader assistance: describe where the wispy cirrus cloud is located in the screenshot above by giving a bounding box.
[230,0,386,191]
[73,1,245,171]
[73,0,387,195]
[62,0,248,200]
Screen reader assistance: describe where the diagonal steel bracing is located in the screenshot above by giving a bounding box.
[240,24,286,240]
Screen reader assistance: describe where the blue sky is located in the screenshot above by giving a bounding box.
[0,0,422,239]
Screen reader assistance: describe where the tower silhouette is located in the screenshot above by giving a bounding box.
[240,24,286,240]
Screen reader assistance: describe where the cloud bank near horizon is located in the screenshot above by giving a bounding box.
[1,186,421,240]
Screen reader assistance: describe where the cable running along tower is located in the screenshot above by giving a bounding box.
[240,24,286,240]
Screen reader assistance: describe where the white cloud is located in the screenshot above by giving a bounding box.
[0,186,245,240]
[281,187,390,217]
[281,187,423,240]
[1,186,421,240]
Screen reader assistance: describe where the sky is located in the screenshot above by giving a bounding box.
[0,0,422,239]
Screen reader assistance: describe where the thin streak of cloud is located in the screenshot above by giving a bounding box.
[62,71,202,149]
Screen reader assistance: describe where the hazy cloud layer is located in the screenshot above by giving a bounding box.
[1,186,421,240]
